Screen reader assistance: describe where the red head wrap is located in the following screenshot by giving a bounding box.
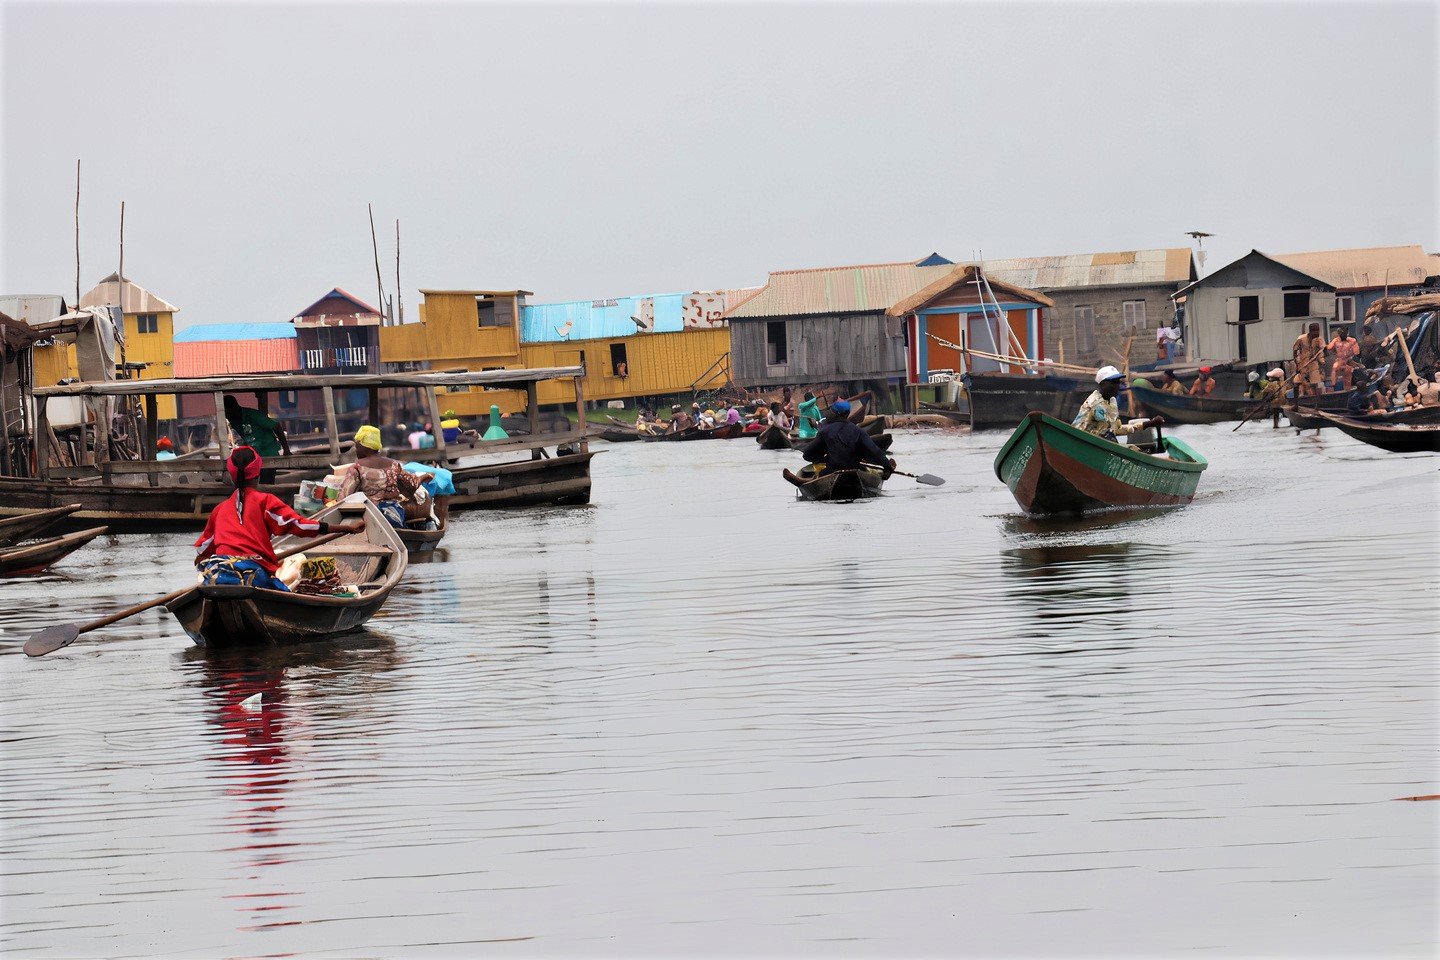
[226,446,263,483]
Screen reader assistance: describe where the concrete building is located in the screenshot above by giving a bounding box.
[1177,245,1440,368]
[974,249,1196,369]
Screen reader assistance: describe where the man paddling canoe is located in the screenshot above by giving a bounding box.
[800,400,896,476]
[1074,366,1164,442]
[195,447,363,592]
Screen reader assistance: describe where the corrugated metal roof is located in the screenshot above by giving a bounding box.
[0,294,68,326]
[1271,245,1439,291]
[293,287,383,320]
[969,248,1195,290]
[724,260,955,319]
[173,339,300,378]
[79,273,179,313]
[174,322,297,343]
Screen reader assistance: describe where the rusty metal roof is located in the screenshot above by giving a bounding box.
[724,260,954,318]
[970,248,1196,290]
[1271,245,1440,291]
[79,273,179,313]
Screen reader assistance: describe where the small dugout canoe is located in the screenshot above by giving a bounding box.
[0,503,83,548]
[0,526,108,577]
[1308,411,1440,453]
[994,412,1208,516]
[756,425,794,450]
[166,497,406,647]
[782,464,886,502]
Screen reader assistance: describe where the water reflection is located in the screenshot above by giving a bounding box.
[181,635,400,937]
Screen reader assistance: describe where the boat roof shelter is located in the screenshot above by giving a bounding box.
[32,366,587,480]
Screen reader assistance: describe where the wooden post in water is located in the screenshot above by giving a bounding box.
[426,386,446,457]
[527,382,541,460]
[321,386,341,462]
[367,386,380,430]
[573,373,588,453]
[144,393,159,486]
[36,397,50,481]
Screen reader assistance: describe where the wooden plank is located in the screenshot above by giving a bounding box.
[426,385,447,455]
[36,397,49,481]
[213,392,232,458]
[322,386,341,461]
[574,374,587,453]
[145,393,159,487]
[527,383,541,460]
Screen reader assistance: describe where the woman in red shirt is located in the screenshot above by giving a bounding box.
[195,447,362,591]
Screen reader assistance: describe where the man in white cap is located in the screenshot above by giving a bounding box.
[1074,366,1164,441]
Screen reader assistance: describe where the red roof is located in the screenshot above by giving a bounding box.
[292,288,383,322]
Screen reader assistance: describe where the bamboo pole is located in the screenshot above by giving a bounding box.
[368,203,385,325]
[74,160,81,307]
[926,333,1098,376]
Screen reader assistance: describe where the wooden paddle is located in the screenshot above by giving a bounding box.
[889,469,945,486]
[23,529,351,658]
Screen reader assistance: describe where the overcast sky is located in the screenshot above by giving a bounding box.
[2,1,1435,329]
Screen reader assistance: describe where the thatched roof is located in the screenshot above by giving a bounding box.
[1364,292,1440,320]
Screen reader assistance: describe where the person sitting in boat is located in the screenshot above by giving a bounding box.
[155,436,177,461]
[336,426,434,530]
[1158,370,1186,395]
[1188,366,1217,397]
[796,391,822,439]
[1074,367,1164,442]
[724,405,743,426]
[768,402,792,432]
[781,386,796,419]
[195,446,362,591]
[800,400,894,476]
[1402,380,1423,410]
[698,409,718,428]
[1244,371,1266,399]
[667,405,692,433]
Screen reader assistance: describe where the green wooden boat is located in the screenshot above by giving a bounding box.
[994,412,1208,515]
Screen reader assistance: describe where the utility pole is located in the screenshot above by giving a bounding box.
[394,218,404,324]
[74,159,81,307]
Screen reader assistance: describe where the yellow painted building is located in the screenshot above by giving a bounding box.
[34,273,181,419]
[379,289,734,417]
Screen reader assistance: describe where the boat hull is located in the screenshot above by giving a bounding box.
[963,372,1090,431]
[0,503,83,547]
[445,451,594,509]
[994,412,1208,515]
[167,498,405,647]
[0,526,107,576]
[1287,404,1440,431]
[756,425,793,450]
[783,465,885,501]
[1311,411,1440,453]
[1132,385,1352,425]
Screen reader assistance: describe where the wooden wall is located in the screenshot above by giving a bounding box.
[31,311,177,419]
[379,293,523,366]
[520,328,730,402]
[730,312,905,387]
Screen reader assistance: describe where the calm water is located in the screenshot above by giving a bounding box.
[2,424,1436,957]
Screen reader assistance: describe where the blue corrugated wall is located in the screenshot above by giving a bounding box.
[521,293,689,343]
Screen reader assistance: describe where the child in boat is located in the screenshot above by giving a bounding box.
[195,447,362,591]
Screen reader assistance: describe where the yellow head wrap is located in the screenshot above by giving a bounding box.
[354,425,382,451]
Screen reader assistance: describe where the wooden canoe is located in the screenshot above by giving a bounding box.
[397,515,446,554]
[0,503,83,547]
[1286,404,1440,432]
[755,425,793,450]
[995,412,1208,515]
[782,464,885,502]
[1308,411,1440,453]
[640,422,744,442]
[1132,384,1352,425]
[446,451,593,509]
[0,526,108,576]
[961,372,1090,431]
[166,497,406,647]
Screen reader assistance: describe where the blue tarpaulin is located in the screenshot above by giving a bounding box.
[403,462,455,496]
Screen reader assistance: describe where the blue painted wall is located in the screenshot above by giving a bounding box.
[521,293,690,343]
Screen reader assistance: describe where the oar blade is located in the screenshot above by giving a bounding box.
[23,624,82,658]
[915,473,946,486]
